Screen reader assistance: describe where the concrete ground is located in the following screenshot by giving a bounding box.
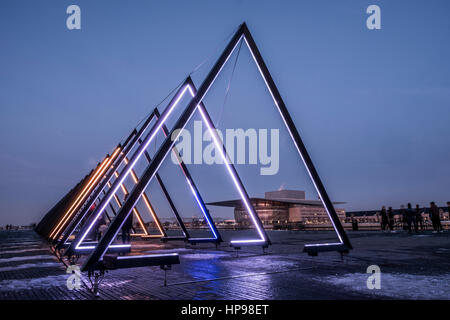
[0,229,449,300]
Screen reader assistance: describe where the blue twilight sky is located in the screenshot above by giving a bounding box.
[1,0,450,225]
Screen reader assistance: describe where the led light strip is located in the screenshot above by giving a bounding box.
[57,118,158,251]
[50,147,121,239]
[242,37,343,245]
[113,171,149,236]
[79,29,268,268]
[49,157,110,239]
[76,24,350,262]
[173,86,253,242]
[123,158,165,238]
[107,179,149,236]
[185,176,219,239]
[97,36,265,246]
[76,31,269,250]
[159,119,220,241]
[75,85,191,250]
[193,89,266,244]
[140,192,165,237]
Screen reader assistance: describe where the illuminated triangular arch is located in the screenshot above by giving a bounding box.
[79,22,352,271]
[63,81,224,258]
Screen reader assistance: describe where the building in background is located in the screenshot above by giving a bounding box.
[207,190,346,230]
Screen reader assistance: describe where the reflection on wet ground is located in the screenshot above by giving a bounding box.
[0,230,449,299]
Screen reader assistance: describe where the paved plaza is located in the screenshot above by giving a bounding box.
[0,230,449,300]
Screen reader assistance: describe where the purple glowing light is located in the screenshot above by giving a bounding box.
[242,37,343,244]
[77,33,273,250]
[75,85,191,250]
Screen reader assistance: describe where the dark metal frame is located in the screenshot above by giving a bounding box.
[64,85,223,256]
[80,23,351,270]
[154,108,222,244]
[42,22,351,273]
[80,24,272,270]
[35,175,88,237]
[49,156,117,241]
[241,24,352,253]
[56,114,154,249]
[49,148,124,242]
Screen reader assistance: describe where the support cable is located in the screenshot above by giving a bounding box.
[217,38,243,128]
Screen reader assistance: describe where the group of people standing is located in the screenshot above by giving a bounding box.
[379,206,397,231]
[380,201,447,233]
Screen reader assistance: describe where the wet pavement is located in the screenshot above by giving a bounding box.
[0,230,449,300]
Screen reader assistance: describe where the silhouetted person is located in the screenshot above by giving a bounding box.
[351,214,359,231]
[415,204,423,231]
[388,207,395,231]
[430,202,443,233]
[121,214,133,244]
[430,202,442,232]
[406,203,416,233]
[380,206,388,231]
[400,205,407,230]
